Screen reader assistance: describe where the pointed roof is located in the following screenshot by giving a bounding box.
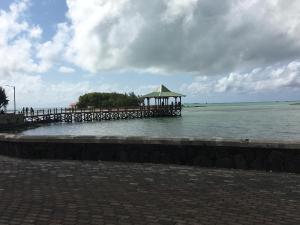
[142,85,186,98]
[156,85,171,92]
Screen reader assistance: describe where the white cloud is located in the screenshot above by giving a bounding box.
[0,0,47,75]
[65,0,144,73]
[1,73,124,108]
[0,0,75,108]
[162,0,199,24]
[0,0,28,45]
[181,61,300,95]
[214,62,300,93]
[253,62,300,91]
[36,23,71,71]
[36,81,92,107]
[62,0,300,75]
[58,66,75,74]
[181,76,212,95]
[29,26,42,39]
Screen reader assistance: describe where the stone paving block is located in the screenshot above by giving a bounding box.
[0,156,299,225]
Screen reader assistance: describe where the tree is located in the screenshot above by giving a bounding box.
[76,92,140,109]
[0,87,9,111]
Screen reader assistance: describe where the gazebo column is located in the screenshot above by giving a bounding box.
[147,97,150,110]
[179,97,182,108]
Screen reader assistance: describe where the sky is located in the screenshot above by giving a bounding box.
[0,0,300,108]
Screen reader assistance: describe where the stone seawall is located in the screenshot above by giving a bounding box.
[0,134,299,173]
[0,114,25,130]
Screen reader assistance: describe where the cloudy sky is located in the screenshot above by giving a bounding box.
[1,0,300,108]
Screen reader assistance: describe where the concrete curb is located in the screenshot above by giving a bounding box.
[1,134,300,148]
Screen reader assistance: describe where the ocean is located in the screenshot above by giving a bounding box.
[20,101,300,141]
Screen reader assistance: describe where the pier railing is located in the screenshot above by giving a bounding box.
[22,105,182,123]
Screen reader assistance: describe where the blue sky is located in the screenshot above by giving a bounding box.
[1,0,300,108]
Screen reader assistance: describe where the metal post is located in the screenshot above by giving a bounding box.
[4,85,16,114]
[13,86,16,114]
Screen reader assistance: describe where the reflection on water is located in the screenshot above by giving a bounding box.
[20,102,300,141]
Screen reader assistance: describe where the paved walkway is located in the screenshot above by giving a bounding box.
[0,156,299,225]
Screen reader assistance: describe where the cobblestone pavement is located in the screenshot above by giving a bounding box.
[0,156,299,225]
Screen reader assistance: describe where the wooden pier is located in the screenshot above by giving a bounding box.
[23,105,182,123]
[21,84,185,124]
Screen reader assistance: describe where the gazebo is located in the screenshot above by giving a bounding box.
[142,85,185,115]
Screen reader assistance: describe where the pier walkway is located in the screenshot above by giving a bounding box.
[0,156,299,225]
[23,105,182,123]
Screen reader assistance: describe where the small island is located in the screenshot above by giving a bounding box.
[76,92,140,109]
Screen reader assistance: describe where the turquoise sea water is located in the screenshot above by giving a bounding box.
[20,101,300,141]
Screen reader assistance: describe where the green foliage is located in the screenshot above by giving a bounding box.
[0,87,9,110]
[76,92,140,109]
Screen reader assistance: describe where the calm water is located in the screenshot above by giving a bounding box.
[20,102,300,141]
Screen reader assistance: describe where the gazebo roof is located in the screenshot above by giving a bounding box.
[142,85,186,98]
